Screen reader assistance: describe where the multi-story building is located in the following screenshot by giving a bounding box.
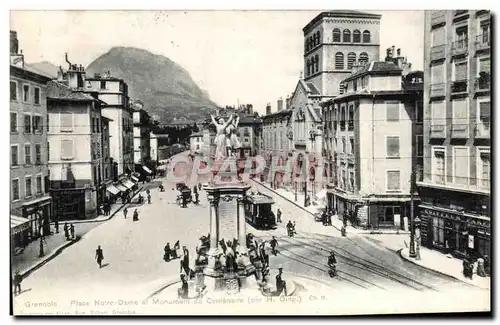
[418,10,491,259]
[150,132,159,164]
[101,116,114,196]
[85,71,134,177]
[322,50,423,229]
[190,132,204,155]
[10,31,53,248]
[237,115,262,157]
[261,100,293,189]
[132,102,152,176]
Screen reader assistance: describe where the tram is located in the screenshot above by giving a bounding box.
[244,193,277,230]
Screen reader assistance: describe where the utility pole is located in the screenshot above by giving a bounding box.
[409,171,416,258]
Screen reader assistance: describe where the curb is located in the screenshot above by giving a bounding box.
[397,248,487,290]
[147,279,182,299]
[19,236,82,279]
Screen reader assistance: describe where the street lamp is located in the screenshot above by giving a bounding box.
[294,179,298,202]
[414,216,421,260]
[38,227,45,258]
[409,171,417,258]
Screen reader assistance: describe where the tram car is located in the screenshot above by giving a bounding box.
[244,193,277,230]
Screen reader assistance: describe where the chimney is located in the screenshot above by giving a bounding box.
[266,102,272,115]
[392,45,396,58]
[397,48,401,57]
[286,95,291,110]
[10,31,19,54]
[277,97,283,112]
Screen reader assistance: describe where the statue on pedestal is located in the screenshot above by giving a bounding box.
[211,114,234,160]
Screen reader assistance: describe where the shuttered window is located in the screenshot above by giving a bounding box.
[353,30,361,43]
[387,171,400,191]
[454,61,467,81]
[479,57,490,73]
[431,101,446,125]
[480,153,490,187]
[347,52,356,70]
[335,52,344,70]
[453,147,469,185]
[386,137,400,158]
[452,99,468,124]
[60,112,73,132]
[61,139,74,160]
[433,149,445,184]
[431,27,445,46]
[431,63,445,84]
[479,101,490,123]
[333,29,341,42]
[386,103,400,121]
[343,29,351,42]
[359,52,368,65]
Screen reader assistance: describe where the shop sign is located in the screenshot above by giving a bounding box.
[468,235,475,249]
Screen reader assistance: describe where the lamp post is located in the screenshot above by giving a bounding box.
[38,227,45,258]
[409,171,417,258]
[294,179,298,202]
[415,216,421,260]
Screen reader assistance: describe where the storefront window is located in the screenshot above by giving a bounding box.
[432,217,445,246]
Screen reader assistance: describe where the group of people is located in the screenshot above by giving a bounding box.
[463,254,490,279]
[164,240,181,262]
[286,220,297,237]
[57,222,76,241]
[123,207,140,221]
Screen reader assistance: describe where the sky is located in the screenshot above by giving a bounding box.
[10,10,424,114]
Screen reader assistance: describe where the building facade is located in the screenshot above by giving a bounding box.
[132,105,152,168]
[303,10,381,99]
[150,132,159,163]
[418,10,491,259]
[190,132,204,155]
[10,50,52,248]
[322,58,423,229]
[85,72,134,177]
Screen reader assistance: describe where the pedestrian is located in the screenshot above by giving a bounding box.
[277,208,282,223]
[484,255,490,276]
[193,185,198,195]
[147,194,151,204]
[477,256,486,277]
[133,209,139,222]
[171,240,180,259]
[194,192,199,204]
[275,268,287,296]
[270,236,278,255]
[180,247,190,278]
[54,220,59,234]
[123,208,128,219]
[12,270,22,295]
[178,274,189,299]
[198,183,202,191]
[146,189,150,195]
[95,245,104,268]
[70,224,75,239]
[164,243,172,262]
[64,223,69,240]
[182,194,187,208]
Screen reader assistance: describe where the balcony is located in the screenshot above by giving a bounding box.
[475,122,490,139]
[450,123,469,139]
[431,11,446,27]
[430,124,446,139]
[451,39,468,57]
[450,79,468,95]
[430,83,446,98]
[475,34,490,52]
[347,120,354,131]
[430,45,446,62]
[421,173,490,194]
[474,74,490,94]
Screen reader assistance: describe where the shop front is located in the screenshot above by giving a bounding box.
[11,215,31,251]
[51,188,86,221]
[22,196,52,239]
[106,183,121,203]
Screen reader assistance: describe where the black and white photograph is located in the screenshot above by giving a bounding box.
[8,8,491,316]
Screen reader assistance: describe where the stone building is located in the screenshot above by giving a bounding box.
[132,101,153,177]
[417,10,490,259]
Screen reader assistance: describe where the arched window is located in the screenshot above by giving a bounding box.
[315,54,319,72]
[347,52,356,70]
[363,30,371,43]
[335,52,344,70]
[359,52,369,65]
[343,29,351,43]
[316,31,321,45]
[333,28,341,42]
[306,38,310,51]
[307,59,311,76]
[353,30,361,43]
[310,56,315,74]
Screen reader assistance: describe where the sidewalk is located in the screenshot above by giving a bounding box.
[254,180,409,235]
[400,247,491,290]
[12,183,147,279]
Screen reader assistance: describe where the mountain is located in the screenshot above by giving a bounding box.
[86,47,218,123]
[26,61,59,78]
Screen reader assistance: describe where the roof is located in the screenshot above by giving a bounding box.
[333,89,420,102]
[238,115,262,125]
[303,10,382,33]
[101,116,114,122]
[342,61,402,83]
[306,82,321,95]
[47,81,100,102]
[262,109,292,120]
[10,65,53,84]
[190,132,203,137]
[246,193,275,205]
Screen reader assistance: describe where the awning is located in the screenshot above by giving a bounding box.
[121,180,135,189]
[11,215,30,235]
[131,175,139,182]
[115,183,128,192]
[142,166,152,174]
[22,195,51,207]
[106,184,121,195]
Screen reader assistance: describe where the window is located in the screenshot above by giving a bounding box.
[348,106,354,130]
[36,175,42,194]
[452,99,468,125]
[24,114,31,133]
[314,55,319,72]
[91,118,96,133]
[23,84,29,102]
[34,87,40,105]
[343,29,351,42]
[60,112,73,132]
[386,136,400,158]
[35,144,41,164]
[11,145,18,166]
[432,217,445,246]
[480,18,490,43]
[32,115,43,133]
[25,177,32,197]
[10,112,17,133]
[25,144,31,165]
[100,81,106,89]
[335,52,344,70]
[453,147,469,185]
[430,63,445,84]
[453,61,468,81]
[455,26,468,49]
[333,28,341,42]
[416,101,423,123]
[10,81,17,100]
[349,171,354,190]
[342,137,346,153]
[433,147,445,184]
[362,30,371,43]
[47,142,50,162]
[387,171,401,191]
[386,102,400,121]
[12,179,20,201]
[416,135,424,157]
[478,101,490,124]
[359,52,368,65]
[349,137,354,155]
[431,27,445,46]
[61,139,74,160]
[96,118,100,133]
[353,30,361,43]
[316,31,320,45]
[347,52,356,70]
[478,56,490,75]
[431,101,446,126]
[306,59,311,76]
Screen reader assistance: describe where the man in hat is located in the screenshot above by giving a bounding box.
[275,268,287,296]
[12,270,22,295]
[276,208,282,223]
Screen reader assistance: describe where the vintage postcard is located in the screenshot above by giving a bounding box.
[9,9,491,316]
